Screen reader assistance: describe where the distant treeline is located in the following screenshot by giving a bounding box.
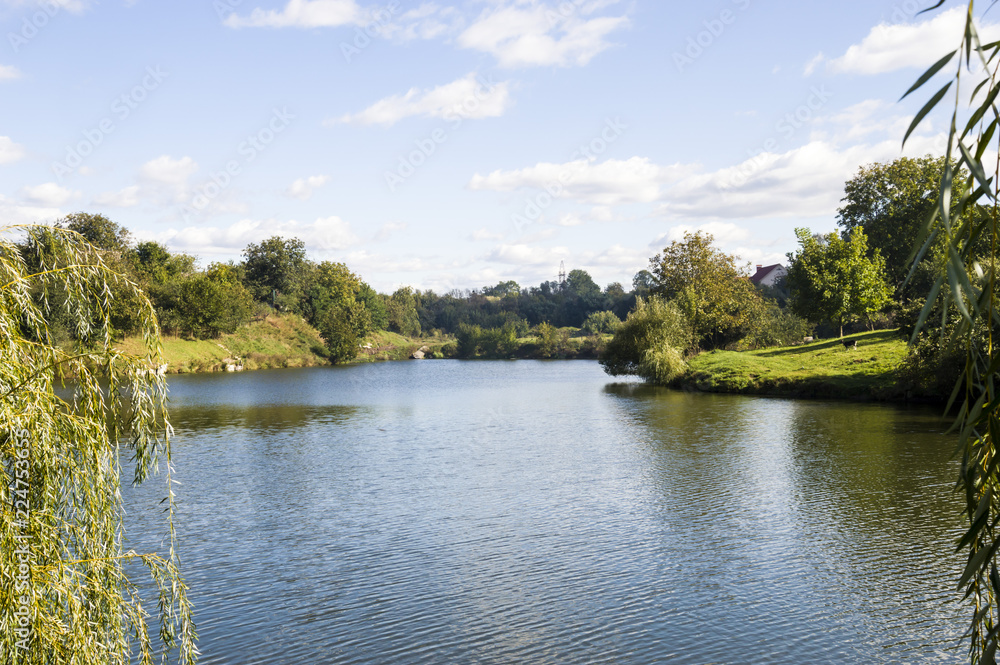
[20,213,650,362]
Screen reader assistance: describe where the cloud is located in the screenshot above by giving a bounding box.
[1,0,88,12]
[380,4,461,41]
[458,1,629,68]
[469,157,684,206]
[470,227,505,241]
[224,0,363,28]
[0,65,20,81]
[19,183,78,207]
[485,243,570,266]
[662,131,948,220]
[286,175,329,200]
[332,73,513,126]
[803,52,824,77]
[374,221,407,241]
[828,7,1000,75]
[0,136,25,164]
[650,222,752,249]
[139,155,198,184]
[92,185,141,208]
[154,216,360,256]
[0,193,62,225]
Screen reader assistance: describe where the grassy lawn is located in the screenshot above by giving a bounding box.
[683,329,911,400]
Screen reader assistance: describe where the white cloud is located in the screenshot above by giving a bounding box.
[374,221,407,241]
[333,73,513,126]
[0,136,25,164]
[19,182,78,207]
[1,0,88,12]
[381,4,460,41]
[286,175,329,200]
[458,1,629,68]
[139,155,198,184]
[803,52,824,77]
[485,243,570,266]
[829,7,1000,75]
[662,131,948,220]
[651,222,752,248]
[470,227,505,241]
[0,193,62,226]
[469,157,684,206]
[224,0,363,28]
[0,65,20,81]
[155,216,359,256]
[93,185,141,208]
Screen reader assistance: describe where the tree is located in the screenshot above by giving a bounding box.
[359,283,388,331]
[837,156,972,297]
[649,231,765,349]
[785,227,892,337]
[302,262,373,363]
[241,236,309,309]
[134,241,196,286]
[599,296,692,383]
[1,225,195,663]
[58,212,133,256]
[385,287,421,337]
[582,310,622,334]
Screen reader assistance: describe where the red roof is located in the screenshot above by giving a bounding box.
[750,264,783,285]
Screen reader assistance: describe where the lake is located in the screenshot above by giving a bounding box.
[124,360,966,664]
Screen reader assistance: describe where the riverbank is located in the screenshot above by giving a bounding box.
[116,314,610,373]
[676,329,914,401]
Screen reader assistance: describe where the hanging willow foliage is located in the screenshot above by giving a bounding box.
[905,2,1000,663]
[0,224,196,664]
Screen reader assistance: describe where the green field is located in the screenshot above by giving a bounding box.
[681,330,911,400]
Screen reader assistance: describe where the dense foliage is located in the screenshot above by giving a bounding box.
[785,227,893,337]
[649,231,767,349]
[599,296,692,383]
[1,225,195,664]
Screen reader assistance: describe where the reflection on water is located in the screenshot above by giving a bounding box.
[124,362,965,664]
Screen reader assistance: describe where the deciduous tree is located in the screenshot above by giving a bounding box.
[785,227,892,337]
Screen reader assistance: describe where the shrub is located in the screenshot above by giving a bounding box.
[582,310,622,335]
[600,296,692,383]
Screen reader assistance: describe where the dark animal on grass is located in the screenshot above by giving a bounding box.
[842,340,857,350]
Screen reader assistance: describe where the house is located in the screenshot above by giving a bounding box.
[750,263,786,287]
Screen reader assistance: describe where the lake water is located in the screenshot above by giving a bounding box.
[124,360,967,664]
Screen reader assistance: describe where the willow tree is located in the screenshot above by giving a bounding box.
[0,225,196,664]
[905,3,1000,662]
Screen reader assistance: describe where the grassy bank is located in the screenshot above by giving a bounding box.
[678,330,912,401]
[117,313,331,373]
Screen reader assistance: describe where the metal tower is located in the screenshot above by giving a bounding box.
[558,261,566,284]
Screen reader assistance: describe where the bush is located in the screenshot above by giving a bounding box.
[740,303,813,349]
[582,310,623,335]
[599,296,692,383]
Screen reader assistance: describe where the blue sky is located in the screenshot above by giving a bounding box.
[0,0,986,292]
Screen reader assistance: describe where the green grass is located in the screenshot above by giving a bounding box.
[117,313,330,373]
[682,329,911,400]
